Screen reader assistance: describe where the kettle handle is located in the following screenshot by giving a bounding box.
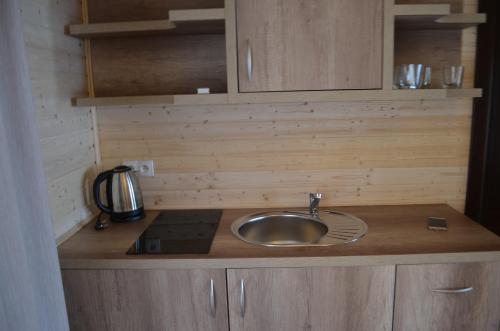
[93,170,113,214]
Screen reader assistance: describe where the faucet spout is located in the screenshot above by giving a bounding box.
[309,193,323,217]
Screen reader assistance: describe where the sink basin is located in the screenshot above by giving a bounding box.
[231,210,368,247]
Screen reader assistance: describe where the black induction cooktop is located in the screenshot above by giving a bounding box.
[127,210,222,255]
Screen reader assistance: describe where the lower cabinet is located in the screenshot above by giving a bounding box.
[62,263,500,331]
[62,269,228,331]
[226,266,396,331]
[393,262,500,331]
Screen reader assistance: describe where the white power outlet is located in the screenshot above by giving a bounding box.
[138,160,155,177]
[123,160,139,172]
[123,160,155,177]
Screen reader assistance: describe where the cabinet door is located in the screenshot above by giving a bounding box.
[227,266,395,331]
[394,262,500,331]
[236,0,383,92]
[62,269,229,331]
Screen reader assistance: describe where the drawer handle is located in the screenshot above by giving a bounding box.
[209,278,216,317]
[246,40,253,81]
[240,279,246,318]
[431,287,474,294]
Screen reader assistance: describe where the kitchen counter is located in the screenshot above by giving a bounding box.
[58,204,500,269]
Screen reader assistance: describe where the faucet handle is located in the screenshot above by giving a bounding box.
[309,192,323,201]
[309,193,323,216]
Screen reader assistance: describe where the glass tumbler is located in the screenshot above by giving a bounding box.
[395,64,432,89]
[442,65,464,89]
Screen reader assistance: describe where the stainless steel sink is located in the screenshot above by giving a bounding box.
[231,210,368,247]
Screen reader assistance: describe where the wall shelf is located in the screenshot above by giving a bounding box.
[72,94,229,107]
[68,8,225,38]
[68,20,177,38]
[169,8,225,22]
[72,89,483,107]
[394,4,486,30]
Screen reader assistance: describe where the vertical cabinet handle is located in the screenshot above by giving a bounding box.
[240,279,246,318]
[209,278,216,317]
[431,287,474,294]
[246,40,253,81]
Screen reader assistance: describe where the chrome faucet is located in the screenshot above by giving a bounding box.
[309,193,323,217]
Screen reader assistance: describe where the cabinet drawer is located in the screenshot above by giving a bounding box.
[394,262,500,331]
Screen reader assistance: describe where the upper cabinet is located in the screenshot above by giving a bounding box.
[69,0,487,106]
[236,0,384,92]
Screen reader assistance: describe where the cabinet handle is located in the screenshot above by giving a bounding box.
[240,279,246,318]
[431,287,474,294]
[246,40,253,81]
[209,278,216,317]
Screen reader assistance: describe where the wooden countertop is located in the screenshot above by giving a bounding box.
[58,204,500,269]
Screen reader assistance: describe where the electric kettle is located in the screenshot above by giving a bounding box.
[93,166,145,225]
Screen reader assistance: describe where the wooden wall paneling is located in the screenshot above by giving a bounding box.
[97,99,472,212]
[236,0,384,92]
[21,0,98,240]
[91,34,227,97]
[87,0,225,23]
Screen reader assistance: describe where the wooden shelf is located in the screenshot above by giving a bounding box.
[394,4,486,30]
[72,89,483,107]
[68,20,177,38]
[169,8,225,23]
[72,94,229,107]
[68,8,225,38]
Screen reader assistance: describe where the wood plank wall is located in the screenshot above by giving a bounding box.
[98,99,472,212]
[97,0,478,213]
[20,0,98,241]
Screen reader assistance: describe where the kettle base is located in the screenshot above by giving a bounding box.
[110,208,145,223]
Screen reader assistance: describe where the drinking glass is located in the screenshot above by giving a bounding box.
[394,64,432,89]
[442,65,464,89]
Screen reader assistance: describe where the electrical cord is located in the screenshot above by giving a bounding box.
[94,212,109,231]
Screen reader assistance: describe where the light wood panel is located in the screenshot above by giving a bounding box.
[87,0,224,23]
[236,0,383,92]
[227,266,394,331]
[169,8,225,22]
[394,262,500,331]
[62,269,228,331]
[98,99,472,211]
[68,20,177,38]
[73,89,483,106]
[21,0,98,240]
[91,34,227,97]
[394,4,451,16]
[396,0,464,13]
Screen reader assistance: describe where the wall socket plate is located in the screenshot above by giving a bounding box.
[123,160,155,177]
